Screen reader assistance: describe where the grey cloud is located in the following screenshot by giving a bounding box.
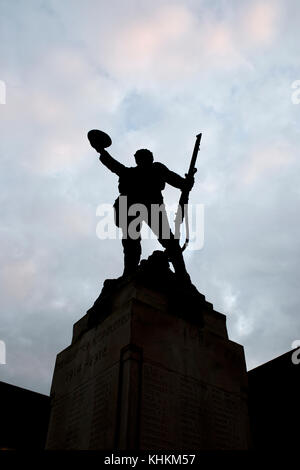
[1,0,300,394]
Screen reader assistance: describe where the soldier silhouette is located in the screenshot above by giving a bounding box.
[88,131,195,282]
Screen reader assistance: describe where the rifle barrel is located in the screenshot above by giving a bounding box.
[188,132,202,175]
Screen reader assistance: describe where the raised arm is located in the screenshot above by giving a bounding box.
[99,149,126,177]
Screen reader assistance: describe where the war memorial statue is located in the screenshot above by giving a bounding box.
[87,129,201,284]
[45,130,250,450]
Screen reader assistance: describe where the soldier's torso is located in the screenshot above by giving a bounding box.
[118,162,166,204]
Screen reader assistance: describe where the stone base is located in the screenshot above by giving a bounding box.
[46,252,250,450]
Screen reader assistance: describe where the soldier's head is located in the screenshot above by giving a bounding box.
[134,149,154,167]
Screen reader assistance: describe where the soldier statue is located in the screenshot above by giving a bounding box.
[88,130,200,284]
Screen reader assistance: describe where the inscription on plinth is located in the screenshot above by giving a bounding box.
[46,311,130,449]
[140,362,248,450]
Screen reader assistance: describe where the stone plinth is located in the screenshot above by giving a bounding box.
[46,252,250,450]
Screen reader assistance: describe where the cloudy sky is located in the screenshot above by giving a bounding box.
[0,0,300,395]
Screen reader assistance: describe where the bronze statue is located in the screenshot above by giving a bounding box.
[88,130,200,283]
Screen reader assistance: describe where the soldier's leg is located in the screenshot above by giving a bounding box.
[114,197,142,276]
[161,235,190,282]
[121,237,141,275]
[149,204,190,281]
[121,216,142,276]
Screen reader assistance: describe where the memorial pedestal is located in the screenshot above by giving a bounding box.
[46,253,250,450]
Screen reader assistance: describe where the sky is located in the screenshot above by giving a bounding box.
[0,0,300,395]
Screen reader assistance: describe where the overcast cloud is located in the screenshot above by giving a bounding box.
[0,0,300,394]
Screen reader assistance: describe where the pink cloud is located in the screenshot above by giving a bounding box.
[104,4,253,84]
[242,1,280,45]
[107,4,193,76]
[1,259,38,300]
[241,143,294,184]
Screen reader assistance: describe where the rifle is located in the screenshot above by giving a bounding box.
[174,133,202,251]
